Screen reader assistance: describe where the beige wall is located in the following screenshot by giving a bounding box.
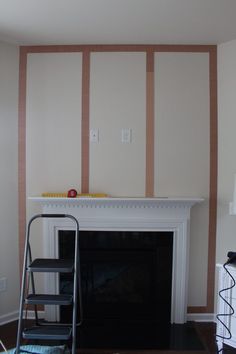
[26,52,83,275]
[2,37,236,321]
[0,41,19,322]
[90,52,146,196]
[26,53,83,197]
[154,53,210,306]
[25,50,210,309]
[217,40,236,267]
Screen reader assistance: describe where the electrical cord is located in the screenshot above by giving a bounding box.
[216,259,236,353]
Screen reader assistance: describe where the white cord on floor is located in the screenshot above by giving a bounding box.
[0,339,8,353]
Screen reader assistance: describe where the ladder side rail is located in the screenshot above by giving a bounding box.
[64,215,83,326]
[72,218,78,354]
[28,244,39,325]
[75,219,83,327]
[15,214,42,354]
[65,214,83,354]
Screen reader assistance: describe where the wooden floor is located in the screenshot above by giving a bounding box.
[0,320,234,353]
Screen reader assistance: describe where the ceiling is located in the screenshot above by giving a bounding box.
[1,0,236,45]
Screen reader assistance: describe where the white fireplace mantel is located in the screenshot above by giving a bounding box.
[29,196,201,209]
[29,196,203,324]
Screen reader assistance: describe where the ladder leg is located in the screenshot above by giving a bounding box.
[72,228,78,354]
[29,245,39,325]
[71,216,83,354]
[15,222,32,354]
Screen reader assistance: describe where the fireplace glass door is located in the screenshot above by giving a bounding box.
[58,230,173,326]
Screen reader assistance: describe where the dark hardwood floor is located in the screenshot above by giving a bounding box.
[1,321,19,351]
[0,320,234,354]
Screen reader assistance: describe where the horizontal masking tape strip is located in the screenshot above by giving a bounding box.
[41,193,68,197]
[41,192,108,198]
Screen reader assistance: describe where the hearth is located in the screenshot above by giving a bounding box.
[58,230,173,326]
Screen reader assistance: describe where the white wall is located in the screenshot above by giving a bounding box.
[26,53,83,289]
[217,40,236,266]
[0,38,234,322]
[26,53,83,198]
[0,41,19,323]
[154,53,210,306]
[90,52,146,196]
[25,50,210,309]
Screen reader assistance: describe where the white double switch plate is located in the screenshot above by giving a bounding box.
[90,128,132,143]
[121,128,132,143]
[0,277,7,292]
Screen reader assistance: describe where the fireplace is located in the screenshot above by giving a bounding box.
[29,196,203,324]
[58,230,173,326]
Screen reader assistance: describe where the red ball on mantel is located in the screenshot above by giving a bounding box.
[67,189,77,198]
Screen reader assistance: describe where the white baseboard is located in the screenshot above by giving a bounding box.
[23,310,45,320]
[0,310,18,326]
[187,312,215,322]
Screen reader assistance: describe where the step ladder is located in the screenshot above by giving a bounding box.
[15,214,83,354]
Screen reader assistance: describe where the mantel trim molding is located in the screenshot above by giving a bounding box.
[29,196,203,210]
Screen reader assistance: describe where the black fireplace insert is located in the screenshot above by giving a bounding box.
[58,230,174,348]
[59,230,173,323]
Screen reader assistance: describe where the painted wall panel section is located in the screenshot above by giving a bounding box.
[217,40,236,269]
[0,41,19,321]
[26,53,82,198]
[89,52,146,197]
[154,53,210,306]
[23,49,213,309]
[26,53,82,284]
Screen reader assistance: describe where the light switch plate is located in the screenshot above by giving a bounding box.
[0,277,7,292]
[121,128,132,143]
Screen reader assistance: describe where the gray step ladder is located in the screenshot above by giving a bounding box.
[15,214,83,354]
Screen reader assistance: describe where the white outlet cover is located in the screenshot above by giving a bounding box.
[90,129,99,143]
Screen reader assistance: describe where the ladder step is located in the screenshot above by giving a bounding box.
[22,326,72,340]
[25,294,73,305]
[28,259,74,273]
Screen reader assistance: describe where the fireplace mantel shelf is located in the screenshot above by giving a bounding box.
[29,196,204,209]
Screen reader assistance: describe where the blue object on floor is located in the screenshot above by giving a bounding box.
[0,345,67,354]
